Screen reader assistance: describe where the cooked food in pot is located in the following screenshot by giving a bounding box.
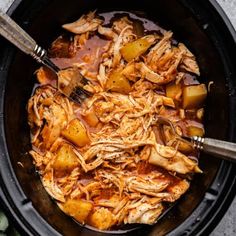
[27,11,207,230]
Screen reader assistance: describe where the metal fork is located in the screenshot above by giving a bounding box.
[0,10,91,103]
[156,116,236,162]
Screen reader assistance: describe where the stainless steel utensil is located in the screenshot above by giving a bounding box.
[0,9,59,73]
[0,10,90,103]
[191,136,236,162]
[156,116,236,162]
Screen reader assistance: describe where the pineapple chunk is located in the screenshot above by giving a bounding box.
[106,69,131,94]
[120,35,156,62]
[62,199,93,224]
[183,84,207,109]
[53,144,78,171]
[196,108,204,120]
[83,110,99,127]
[166,82,182,100]
[177,140,193,154]
[61,119,90,147]
[88,207,115,230]
[187,126,204,137]
[122,63,137,81]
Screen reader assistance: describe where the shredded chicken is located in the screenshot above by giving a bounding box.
[27,11,205,231]
[98,25,118,40]
[62,11,103,34]
[125,201,163,224]
[149,144,202,174]
[178,43,200,75]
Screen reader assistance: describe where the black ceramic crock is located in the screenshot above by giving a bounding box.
[0,0,235,235]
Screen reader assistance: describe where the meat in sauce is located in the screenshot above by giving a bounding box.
[27,11,207,230]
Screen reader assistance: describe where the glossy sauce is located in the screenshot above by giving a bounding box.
[100,11,164,33]
[136,162,181,186]
[50,11,165,71]
[52,36,108,72]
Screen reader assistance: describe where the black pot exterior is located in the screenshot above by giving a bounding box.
[0,0,235,236]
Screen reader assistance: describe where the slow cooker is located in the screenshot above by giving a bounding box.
[0,0,235,235]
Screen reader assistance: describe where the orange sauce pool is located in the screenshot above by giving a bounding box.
[52,35,109,71]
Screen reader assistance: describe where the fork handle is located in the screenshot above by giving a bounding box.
[192,136,236,162]
[0,9,38,55]
[0,10,59,72]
